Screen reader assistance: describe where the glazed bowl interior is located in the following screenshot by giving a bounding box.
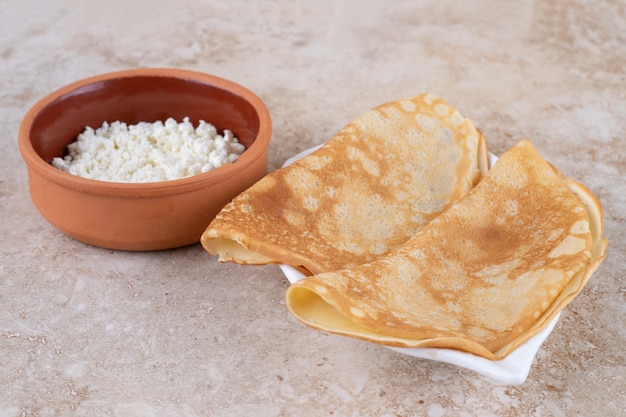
[31,75,261,165]
[19,69,271,251]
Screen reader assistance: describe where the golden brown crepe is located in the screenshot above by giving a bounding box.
[202,93,489,274]
[285,140,608,359]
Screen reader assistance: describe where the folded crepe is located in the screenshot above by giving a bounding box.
[285,140,608,359]
[202,93,489,274]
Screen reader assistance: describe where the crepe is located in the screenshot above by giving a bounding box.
[202,93,489,274]
[285,140,608,360]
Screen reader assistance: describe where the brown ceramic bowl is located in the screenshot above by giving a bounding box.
[18,68,271,251]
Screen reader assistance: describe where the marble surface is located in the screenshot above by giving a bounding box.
[1,0,624,416]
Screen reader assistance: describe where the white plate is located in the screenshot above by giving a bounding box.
[280,144,560,385]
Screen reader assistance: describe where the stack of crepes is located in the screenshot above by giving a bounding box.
[201,93,608,360]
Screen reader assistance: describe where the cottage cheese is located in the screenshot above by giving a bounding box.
[51,117,245,183]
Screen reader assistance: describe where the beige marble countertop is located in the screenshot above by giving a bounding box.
[1,0,624,416]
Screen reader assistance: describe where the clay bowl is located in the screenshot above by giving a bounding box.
[18,68,271,251]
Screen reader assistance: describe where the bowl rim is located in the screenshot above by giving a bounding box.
[18,68,272,197]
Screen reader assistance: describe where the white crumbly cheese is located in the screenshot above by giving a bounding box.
[51,117,245,183]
